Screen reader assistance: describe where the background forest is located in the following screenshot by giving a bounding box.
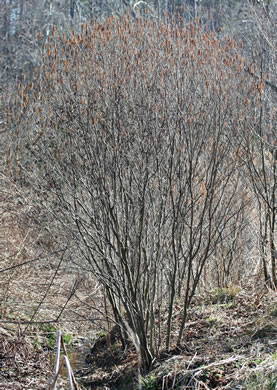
[0,1,277,389]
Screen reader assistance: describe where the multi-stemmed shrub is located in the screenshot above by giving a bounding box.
[6,14,260,368]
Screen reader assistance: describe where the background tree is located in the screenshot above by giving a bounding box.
[233,0,277,288]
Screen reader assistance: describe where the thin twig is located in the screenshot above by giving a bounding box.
[0,247,67,273]
[24,248,67,333]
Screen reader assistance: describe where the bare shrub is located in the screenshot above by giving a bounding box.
[6,15,259,368]
[235,1,277,289]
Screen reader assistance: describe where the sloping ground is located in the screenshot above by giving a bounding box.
[1,286,277,389]
[75,287,277,390]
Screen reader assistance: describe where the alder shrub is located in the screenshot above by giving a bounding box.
[235,2,277,290]
[6,15,260,368]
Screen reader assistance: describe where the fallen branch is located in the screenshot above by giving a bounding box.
[185,355,245,377]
